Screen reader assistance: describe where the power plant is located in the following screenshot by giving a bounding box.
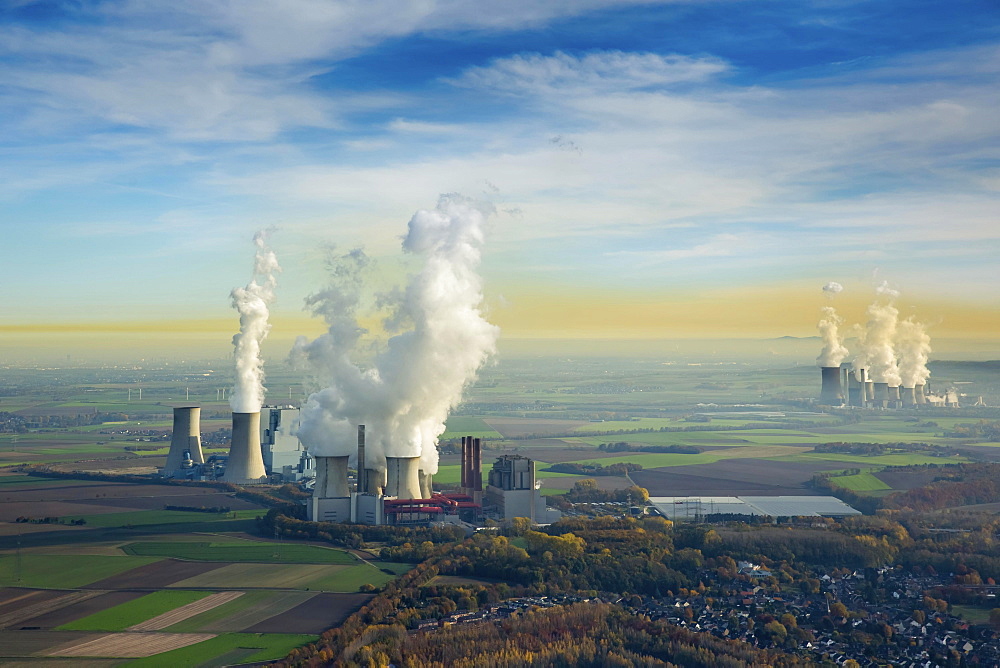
[819,366,957,409]
[222,412,268,484]
[163,405,204,475]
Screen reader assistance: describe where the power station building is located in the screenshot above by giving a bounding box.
[818,366,956,409]
[307,431,559,527]
[261,405,314,481]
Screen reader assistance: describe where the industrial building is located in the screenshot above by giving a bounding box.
[649,495,861,522]
[818,366,957,409]
[307,431,560,527]
[261,405,314,481]
[162,404,312,483]
[483,454,561,525]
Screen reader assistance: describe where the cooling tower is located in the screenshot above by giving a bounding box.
[873,382,890,408]
[314,456,350,498]
[819,367,844,405]
[847,373,862,406]
[865,380,875,405]
[418,469,432,499]
[165,405,204,473]
[888,386,901,407]
[901,386,916,407]
[222,412,268,484]
[385,456,422,499]
[364,468,384,495]
[915,383,927,405]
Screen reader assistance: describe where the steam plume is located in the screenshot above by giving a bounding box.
[896,317,931,387]
[855,284,901,386]
[817,306,849,367]
[229,231,280,412]
[293,195,499,477]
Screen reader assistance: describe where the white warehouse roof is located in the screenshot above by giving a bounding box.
[649,495,861,520]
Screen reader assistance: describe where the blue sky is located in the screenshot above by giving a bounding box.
[1,0,998,354]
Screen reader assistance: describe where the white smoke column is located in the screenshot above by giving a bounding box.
[817,282,848,367]
[897,317,931,387]
[229,231,281,412]
[294,195,499,477]
[817,306,849,367]
[856,282,901,385]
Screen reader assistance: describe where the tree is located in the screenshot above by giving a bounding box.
[989,608,1000,631]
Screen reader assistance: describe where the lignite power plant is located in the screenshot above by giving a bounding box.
[815,282,961,409]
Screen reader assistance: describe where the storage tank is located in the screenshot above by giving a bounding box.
[165,405,204,474]
[384,456,422,499]
[222,412,268,484]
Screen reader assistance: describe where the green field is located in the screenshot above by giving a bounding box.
[441,416,503,440]
[0,554,161,588]
[122,541,358,564]
[825,472,892,492]
[64,509,263,528]
[123,632,318,667]
[58,590,212,631]
[167,561,396,592]
[164,591,310,633]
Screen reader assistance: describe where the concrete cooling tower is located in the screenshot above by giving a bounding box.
[873,382,890,408]
[222,412,268,484]
[314,456,350,498]
[165,405,204,474]
[819,367,844,405]
[901,386,917,407]
[385,456,423,499]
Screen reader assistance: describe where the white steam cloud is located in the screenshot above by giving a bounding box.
[817,306,849,367]
[854,283,901,386]
[229,230,280,413]
[293,195,499,477]
[896,317,932,388]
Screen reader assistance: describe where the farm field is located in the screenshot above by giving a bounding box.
[121,540,356,563]
[58,590,213,631]
[0,554,162,589]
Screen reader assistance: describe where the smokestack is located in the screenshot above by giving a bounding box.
[901,386,916,407]
[915,384,927,405]
[819,367,844,405]
[314,456,349,498]
[473,437,482,491]
[357,425,366,493]
[460,436,468,489]
[223,412,268,484]
[385,457,422,498]
[165,406,204,473]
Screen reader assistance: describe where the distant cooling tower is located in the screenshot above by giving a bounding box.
[873,382,890,408]
[819,367,844,405]
[222,412,268,484]
[314,456,350,498]
[901,386,917,407]
[888,386,901,406]
[385,456,422,499]
[865,380,875,405]
[364,468,384,495]
[418,469,432,499]
[165,405,204,473]
[915,384,927,405]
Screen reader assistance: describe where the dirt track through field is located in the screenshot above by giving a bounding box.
[0,590,102,630]
[46,631,215,657]
[127,591,243,631]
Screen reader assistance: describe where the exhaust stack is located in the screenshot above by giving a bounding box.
[819,367,844,405]
[222,412,268,484]
[165,405,204,474]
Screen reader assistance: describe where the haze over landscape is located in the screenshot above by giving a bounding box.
[1,0,998,363]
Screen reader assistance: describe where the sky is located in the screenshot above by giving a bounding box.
[1,0,998,362]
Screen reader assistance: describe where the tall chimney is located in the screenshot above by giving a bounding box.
[460,436,468,489]
[165,405,204,474]
[222,412,268,484]
[819,367,844,405]
[357,425,366,493]
[473,437,483,491]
